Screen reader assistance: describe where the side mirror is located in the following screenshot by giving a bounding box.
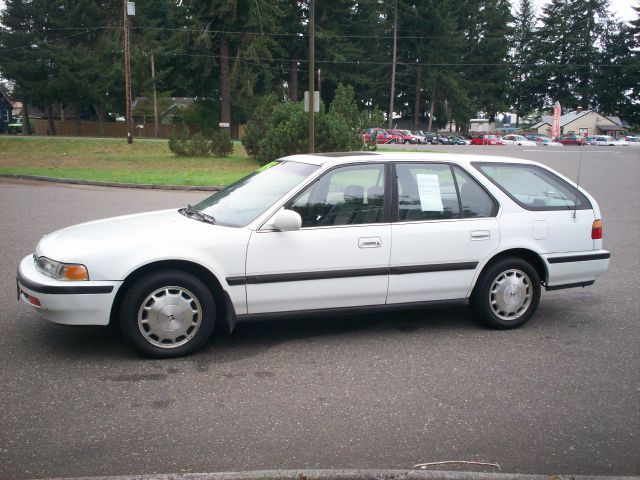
[268,209,302,232]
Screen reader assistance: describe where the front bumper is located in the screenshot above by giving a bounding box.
[16,255,122,325]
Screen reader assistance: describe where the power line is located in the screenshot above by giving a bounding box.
[32,47,633,70]
[1,24,616,42]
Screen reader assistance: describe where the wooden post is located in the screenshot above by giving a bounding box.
[123,0,133,144]
[151,53,159,139]
[308,0,315,153]
[388,0,397,129]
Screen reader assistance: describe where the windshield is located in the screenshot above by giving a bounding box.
[192,161,318,227]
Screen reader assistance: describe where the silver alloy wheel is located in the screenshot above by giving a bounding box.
[137,286,202,348]
[489,268,532,321]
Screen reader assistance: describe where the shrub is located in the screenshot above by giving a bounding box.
[210,129,233,157]
[241,94,278,158]
[254,99,365,165]
[168,127,191,156]
[168,128,211,157]
[187,132,211,156]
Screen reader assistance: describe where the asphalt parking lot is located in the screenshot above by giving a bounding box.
[1,146,639,479]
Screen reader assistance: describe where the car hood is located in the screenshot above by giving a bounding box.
[36,209,229,263]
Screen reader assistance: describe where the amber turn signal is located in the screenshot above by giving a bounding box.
[63,265,89,281]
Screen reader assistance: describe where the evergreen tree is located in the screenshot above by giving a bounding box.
[459,0,513,122]
[510,0,538,125]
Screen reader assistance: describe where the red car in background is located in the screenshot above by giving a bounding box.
[362,128,401,144]
[555,134,589,146]
[387,129,415,144]
[470,135,504,145]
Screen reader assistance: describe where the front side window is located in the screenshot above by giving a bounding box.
[193,161,318,227]
[287,164,385,227]
[474,162,591,210]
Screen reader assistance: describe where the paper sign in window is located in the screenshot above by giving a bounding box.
[416,174,444,212]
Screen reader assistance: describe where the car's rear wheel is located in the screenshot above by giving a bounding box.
[471,257,541,329]
[119,270,216,358]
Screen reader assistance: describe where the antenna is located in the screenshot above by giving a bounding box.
[572,148,583,221]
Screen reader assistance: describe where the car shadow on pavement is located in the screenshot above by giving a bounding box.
[25,303,477,362]
[192,304,478,365]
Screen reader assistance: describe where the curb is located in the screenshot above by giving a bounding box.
[0,174,221,191]
[37,469,640,480]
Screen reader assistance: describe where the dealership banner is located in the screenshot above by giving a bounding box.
[551,102,561,138]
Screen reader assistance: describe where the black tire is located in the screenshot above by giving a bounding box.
[470,257,541,329]
[119,270,216,358]
[404,139,410,144]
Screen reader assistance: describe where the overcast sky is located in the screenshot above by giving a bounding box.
[0,1,637,24]
[531,0,637,22]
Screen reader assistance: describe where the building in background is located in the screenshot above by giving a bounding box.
[0,87,13,133]
[531,108,625,137]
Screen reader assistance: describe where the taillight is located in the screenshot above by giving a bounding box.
[592,219,603,240]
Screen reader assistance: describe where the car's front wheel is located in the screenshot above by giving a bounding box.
[119,270,216,358]
[471,257,541,329]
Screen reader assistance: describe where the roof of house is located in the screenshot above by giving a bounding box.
[531,110,624,130]
[0,87,13,107]
[132,97,193,109]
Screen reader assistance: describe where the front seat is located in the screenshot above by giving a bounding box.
[321,185,364,226]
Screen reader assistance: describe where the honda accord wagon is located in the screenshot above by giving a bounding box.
[17,152,610,357]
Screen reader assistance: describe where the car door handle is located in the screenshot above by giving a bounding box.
[358,237,382,248]
[470,230,490,241]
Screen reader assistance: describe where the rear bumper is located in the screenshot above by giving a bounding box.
[543,250,610,289]
[16,255,122,325]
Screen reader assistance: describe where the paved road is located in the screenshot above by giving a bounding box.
[1,146,639,479]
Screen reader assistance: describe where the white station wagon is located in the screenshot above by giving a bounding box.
[17,153,610,357]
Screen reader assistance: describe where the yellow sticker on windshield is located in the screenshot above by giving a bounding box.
[256,161,279,172]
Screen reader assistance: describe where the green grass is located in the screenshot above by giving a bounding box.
[0,136,259,186]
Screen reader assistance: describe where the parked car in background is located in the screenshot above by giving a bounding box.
[590,135,628,146]
[555,134,589,146]
[611,138,629,146]
[435,135,454,145]
[525,134,562,146]
[590,135,615,146]
[389,129,416,144]
[625,136,640,146]
[450,136,470,145]
[362,128,398,144]
[17,152,610,358]
[414,131,436,144]
[471,135,504,145]
[407,131,426,144]
[501,134,537,146]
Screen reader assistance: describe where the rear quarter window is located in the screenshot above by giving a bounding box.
[473,162,592,211]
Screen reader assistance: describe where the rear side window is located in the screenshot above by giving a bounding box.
[396,164,459,220]
[453,166,498,218]
[474,162,592,210]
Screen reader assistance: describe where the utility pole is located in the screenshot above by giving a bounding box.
[388,0,397,129]
[123,0,134,144]
[151,53,159,139]
[308,0,315,153]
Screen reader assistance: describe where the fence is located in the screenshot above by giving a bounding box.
[32,119,177,139]
[30,120,246,140]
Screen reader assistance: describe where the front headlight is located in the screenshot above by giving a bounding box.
[34,256,89,281]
